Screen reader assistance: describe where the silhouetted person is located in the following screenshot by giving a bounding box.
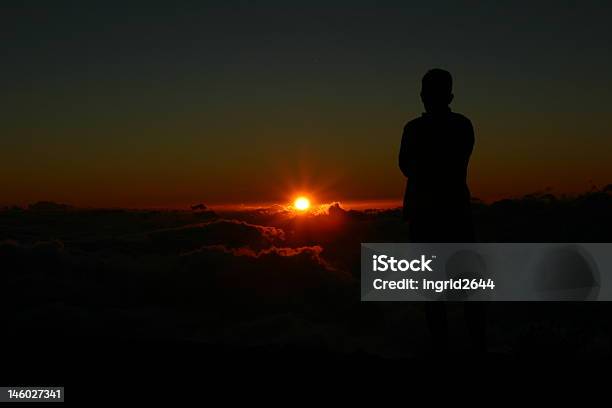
[399,69,485,354]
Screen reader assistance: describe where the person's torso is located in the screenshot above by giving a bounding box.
[403,111,473,219]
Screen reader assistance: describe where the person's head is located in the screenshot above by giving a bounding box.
[420,68,453,112]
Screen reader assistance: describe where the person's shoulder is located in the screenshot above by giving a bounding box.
[451,112,473,128]
[450,112,473,127]
[403,116,424,130]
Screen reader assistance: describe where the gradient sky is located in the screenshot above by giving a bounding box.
[2,1,612,208]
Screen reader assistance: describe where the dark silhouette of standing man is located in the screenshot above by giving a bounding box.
[399,69,485,353]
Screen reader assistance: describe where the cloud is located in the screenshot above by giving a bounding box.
[147,219,286,253]
[184,244,335,271]
[178,243,351,302]
[0,239,66,276]
[27,201,73,211]
[3,186,612,357]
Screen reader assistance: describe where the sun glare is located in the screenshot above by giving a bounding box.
[294,196,311,211]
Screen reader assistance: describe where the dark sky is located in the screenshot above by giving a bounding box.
[2,1,612,207]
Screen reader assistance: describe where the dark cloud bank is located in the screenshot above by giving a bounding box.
[2,187,612,380]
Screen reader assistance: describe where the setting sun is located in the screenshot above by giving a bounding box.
[294,196,311,211]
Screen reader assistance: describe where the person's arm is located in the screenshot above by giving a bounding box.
[399,123,416,178]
